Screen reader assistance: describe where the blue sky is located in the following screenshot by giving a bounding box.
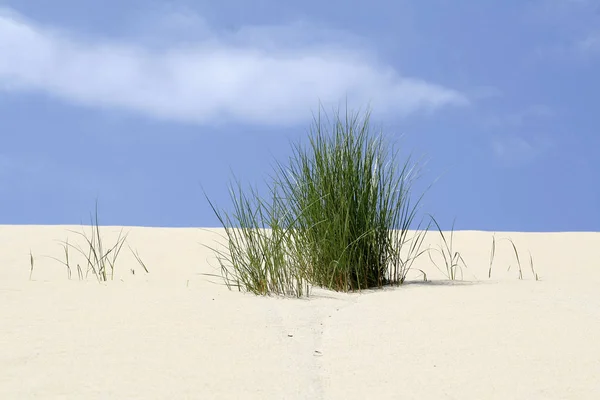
[0,0,598,231]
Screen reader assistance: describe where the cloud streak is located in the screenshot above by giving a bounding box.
[577,32,600,54]
[491,134,554,164]
[0,8,468,126]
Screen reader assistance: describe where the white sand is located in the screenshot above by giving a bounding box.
[1,225,599,399]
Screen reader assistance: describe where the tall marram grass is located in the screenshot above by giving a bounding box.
[206,105,428,296]
[206,181,310,296]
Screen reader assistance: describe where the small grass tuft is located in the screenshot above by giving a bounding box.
[29,250,34,280]
[489,235,496,278]
[43,202,149,282]
[427,216,468,281]
[66,208,128,282]
[488,234,540,280]
[129,245,150,275]
[48,238,74,279]
[529,251,540,281]
[506,238,523,280]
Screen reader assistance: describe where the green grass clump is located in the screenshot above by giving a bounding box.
[206,104,428,296]
[206,181,310,296]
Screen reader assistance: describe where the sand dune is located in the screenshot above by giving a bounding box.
[1,225,599,399]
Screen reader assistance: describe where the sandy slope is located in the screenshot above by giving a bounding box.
[1,225,599,399]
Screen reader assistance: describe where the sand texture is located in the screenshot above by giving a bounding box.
[1,225,599,399]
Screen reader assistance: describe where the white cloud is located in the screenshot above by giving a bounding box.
[526,0,596,23]
[492,136,535,159]
[484,104,554,129]
[491,134,554,165]
[0,7,468,126]
[480,104,556,165]
[577,32,600,54]
[525,0,600,61]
